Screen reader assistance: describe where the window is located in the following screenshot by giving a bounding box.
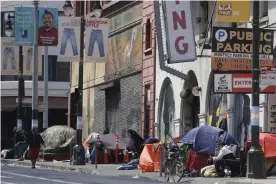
[101,0,112,6]
[144,85,151,138]
[1,11,15,37]
[145,18,152,53]
[199,1,209,39]
[260,1,268,17]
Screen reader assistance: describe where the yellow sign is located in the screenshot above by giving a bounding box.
[216,0,250,23]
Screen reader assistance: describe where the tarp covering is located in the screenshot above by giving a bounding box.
[99,133,128,150]
[179,125,223,155]
[179,125,239,155]
[139,143,160,172]
[41,126,76,154]
[260,133,276,158]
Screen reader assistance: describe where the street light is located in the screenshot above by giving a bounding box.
[5,12,25,159]
[5,13,25,132]
[63,0,102,166]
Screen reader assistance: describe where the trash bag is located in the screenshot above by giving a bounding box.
[40,125,76,154]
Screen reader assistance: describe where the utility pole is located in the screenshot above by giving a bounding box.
[246,0,266,179]
[43,46,49,131]
[32,0,39,131]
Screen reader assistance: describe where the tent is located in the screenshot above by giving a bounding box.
[179,125,239,155]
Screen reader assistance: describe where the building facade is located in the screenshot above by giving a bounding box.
[1,1,70,149]
[154,0,276,145]
[70,1,150,139]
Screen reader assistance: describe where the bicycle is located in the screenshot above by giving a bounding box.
[163,142,185,183]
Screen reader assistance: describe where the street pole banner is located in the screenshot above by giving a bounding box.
[23,46,42,76]
[1,37,19,75]
[57,17,81,62]
[216,0,250,23]
[85,18,109,62]
[38,7,58,46]
[211,27,274,71]
[163,0,197,63]
[15,7,35,46]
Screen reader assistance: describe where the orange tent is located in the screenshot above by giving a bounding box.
[259,133,276,158]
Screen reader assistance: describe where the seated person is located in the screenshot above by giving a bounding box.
[210,144,240,177]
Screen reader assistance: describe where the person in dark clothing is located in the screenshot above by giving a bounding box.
[13,127,28,160]
[27,129,45,168]
[126,129,144,157]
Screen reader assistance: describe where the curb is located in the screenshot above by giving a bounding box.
[1,159,76,172]
[1,159,156,181]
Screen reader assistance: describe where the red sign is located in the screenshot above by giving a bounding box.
[232,73,275,93]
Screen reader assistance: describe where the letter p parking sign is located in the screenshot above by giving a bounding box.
[215,29,228,42]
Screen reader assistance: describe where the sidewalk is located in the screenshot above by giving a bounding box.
[1,159,276,184]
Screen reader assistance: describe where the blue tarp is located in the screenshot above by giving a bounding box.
[179,125,239,155]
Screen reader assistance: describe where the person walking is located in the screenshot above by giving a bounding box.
[27,129,45,168]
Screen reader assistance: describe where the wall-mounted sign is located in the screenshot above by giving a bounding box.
[260,66,276,85]
[211,27,274,71]
[164,0,197,63]
[216,1,250,23]
[214,74,232,93]
[214,73,276,93]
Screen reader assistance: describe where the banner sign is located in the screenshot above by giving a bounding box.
[85,18,109,62]
[15,7,34,46]
[38,7,58,46]
[1,37,19,75]
[23,46,42,76]
[214,73,276,93]
[216,0,250,23]
[260,66,276,85]
[211,27,274,71]
[57,17,81,62]
[164,0,197,63]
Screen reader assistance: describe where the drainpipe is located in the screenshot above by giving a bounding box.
[153,1,189,80]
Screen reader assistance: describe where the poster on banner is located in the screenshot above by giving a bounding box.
[15,7,34,46]
[38,7,58,46]
[163,0,197,63]
[85,18,109,62]
[216,0,250,23]
[23,46,42,76]
[1,37,19,75]
[57,17,81,62]
[211,27,274,71]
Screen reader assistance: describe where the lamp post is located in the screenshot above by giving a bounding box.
[5,14,25,131]
[63,0,102,165]
[31,0,39,132]
[246,0,266,179]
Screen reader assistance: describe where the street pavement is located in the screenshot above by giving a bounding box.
[1,164,165,184]
[1,159,276,184]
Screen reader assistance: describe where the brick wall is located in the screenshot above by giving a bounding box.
[93,73,142,137]
[141,1,156,138]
